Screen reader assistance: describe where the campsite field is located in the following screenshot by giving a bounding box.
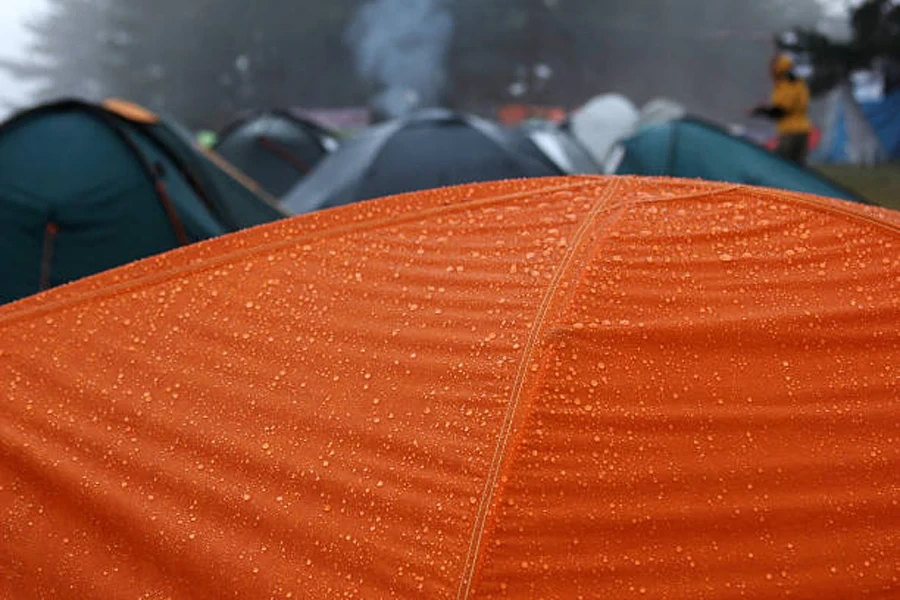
[817,164,900,211]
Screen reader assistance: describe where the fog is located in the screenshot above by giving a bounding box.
[0,0,852,126]
[0,0,46,117]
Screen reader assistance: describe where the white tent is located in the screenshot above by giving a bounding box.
[568,94,639,172]
[569,94,686,173]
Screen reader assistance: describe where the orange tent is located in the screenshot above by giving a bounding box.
[1,176,898,599]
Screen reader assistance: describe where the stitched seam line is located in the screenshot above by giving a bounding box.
[744,185,900,233]
[455,179,623,600]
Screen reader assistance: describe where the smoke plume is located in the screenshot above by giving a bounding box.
[345,0,454,120]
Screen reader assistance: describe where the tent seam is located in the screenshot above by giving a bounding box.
[459,190,636,594]
[741,185,900,232]
[455,180,625,600]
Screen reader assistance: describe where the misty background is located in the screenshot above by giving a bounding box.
[0,0,859,128]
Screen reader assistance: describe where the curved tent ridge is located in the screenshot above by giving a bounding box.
[2,175,897,322]
[0,177,599,320]
[456,177,900,596]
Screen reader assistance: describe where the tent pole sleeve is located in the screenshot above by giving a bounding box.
[154,180,191,245]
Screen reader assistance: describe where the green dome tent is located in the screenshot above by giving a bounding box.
[615,117,865,203]
[0,99,287,305]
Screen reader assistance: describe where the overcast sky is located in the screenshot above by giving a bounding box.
[0,0,47,117]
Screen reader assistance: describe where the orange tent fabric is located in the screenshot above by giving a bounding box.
[1,176,898,599]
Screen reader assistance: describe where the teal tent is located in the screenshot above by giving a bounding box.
[615,117,865,203]
[130,105,287,230]
[0,99,287,305]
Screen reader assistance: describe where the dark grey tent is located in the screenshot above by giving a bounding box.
[215,110,339,198]
[282,109,564,215]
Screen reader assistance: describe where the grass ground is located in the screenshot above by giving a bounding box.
[816,164,900,211]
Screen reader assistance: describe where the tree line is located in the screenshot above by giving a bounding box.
[2,0,830,128]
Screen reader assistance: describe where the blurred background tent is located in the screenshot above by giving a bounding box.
[0,98,286,305]
[561,94,686,173]
[774,2,900,168]
[544,94,863,202]
[106,99,288,230]
[508,117,601,175]
[1,176,897,599]
[215,110,341,198]
[566,93,642,171]
[816,83,900,164]
[281,108,564,215]
[613,117,866,202]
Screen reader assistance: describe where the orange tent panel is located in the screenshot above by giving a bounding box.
[1,176,898,598]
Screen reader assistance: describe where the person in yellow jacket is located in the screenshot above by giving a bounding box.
[751,54,813,165]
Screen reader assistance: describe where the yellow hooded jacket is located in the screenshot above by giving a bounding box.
[770,55,812,136]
